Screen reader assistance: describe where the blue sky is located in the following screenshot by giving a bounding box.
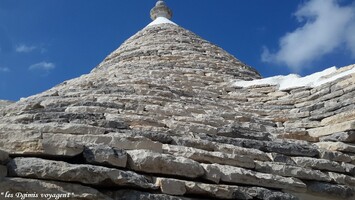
[1,0,355,101]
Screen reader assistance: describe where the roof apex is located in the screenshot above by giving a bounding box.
[150,0,173,20]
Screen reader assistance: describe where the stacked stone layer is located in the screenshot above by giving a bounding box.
[0,24,354,200]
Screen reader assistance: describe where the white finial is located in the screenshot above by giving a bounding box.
[150,0,173,20]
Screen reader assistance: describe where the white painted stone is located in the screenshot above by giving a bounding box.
[147,17,177,27]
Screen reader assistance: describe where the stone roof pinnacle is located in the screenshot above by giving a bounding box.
[150,0,173,20]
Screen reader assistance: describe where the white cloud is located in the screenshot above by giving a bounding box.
[16,44,37,53]
[262,0,355,72]
[29,61,55,71]
[0,67,10,72]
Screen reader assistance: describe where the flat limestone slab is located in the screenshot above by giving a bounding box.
[321,110,355,126]
[316,142,355,154]
[307,120,355,138]
[255,161,331,182]
[7,157,156,190]
[155,177,298,200]
[201,163,306,192]
[83,145,128,168]
[127,150,204,179]
[163,144,255,169]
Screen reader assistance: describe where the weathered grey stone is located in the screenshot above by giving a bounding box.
[107,190,199,200]
[309,86,330,97]
[107,132,164,152]
[42,133,163,156]
[321,110,355,126]
[246,187,299,200]
[318,89,344,102]
[42,133,84,156]
[309,111,337,121]
[280,90,310,100]
[65,105,120,115]
[343,80,355,93]
[184,181,253,200]
[0,177,113,200]
[268,91,288,98]
[164,119,218,135]
[255,161,331,182]
[117,129,174,144]
[0,123,107,135]
[297,101,324,112]
[284,121,320,129]
[216,123,271,140]
[331,72,355,91]
[202,163,306,192]
[329,172,355,187]
[308,120,355,138]
[198,134,319,157]
[292,157,346,173]
[163,144,254,169]
[172,137,217,151]
[342,162,355,176]
[215,143,271,161]
[0,165,7,179]
[278,129,318,142]
[127,150,204,178]
[320,131,355,143]
[316,142,355,154]
[319,149,352,163]
[267,153,296,165]
[0,131,43,155]
[83,145,127,168]
[278,111,310,120]
[0,149,9,164]
[154,177,297,200]
[7,157,156,189]
[155,178,187,196]
[307,182,354,199]
[264,140,319,157]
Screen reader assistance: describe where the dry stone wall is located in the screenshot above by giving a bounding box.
[0,23,354,200]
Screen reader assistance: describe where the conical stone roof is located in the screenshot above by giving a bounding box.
[92,16,261,81]
[89,1,260,80]
[1,2,355,200]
